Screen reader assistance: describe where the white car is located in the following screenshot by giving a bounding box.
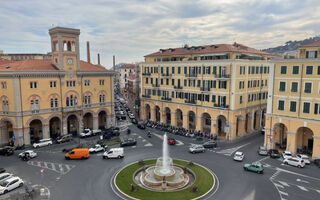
[283,157,305,168]
[233,151,244,161]
[92,129,102,135]
[103,148,124,159]
[296,154,310,165]
[0,173,12,182]
[18,150,37,159]
[0,177,24,194]
[80,129,92,138]
[33,139,52,148]
[189,145,205,154]
[129,113,135,119]
[282,150,292,159]
[89,144,106,153]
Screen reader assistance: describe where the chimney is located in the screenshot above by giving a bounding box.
[87,41,91,63]
[97,53,100,65]
[113,55,115,70]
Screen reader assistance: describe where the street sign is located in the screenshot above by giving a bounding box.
[224,124,230,133]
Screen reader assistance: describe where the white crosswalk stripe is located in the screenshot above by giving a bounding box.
[316,189,320,194]
[27,161,75,175]
[297,186,308,191]
[216,143,250,156]
[278,181,290,187]
[144,143,153,147]
[274,183,284,189]
[279,191,288,196]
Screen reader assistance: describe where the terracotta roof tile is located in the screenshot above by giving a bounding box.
[145,43,269,57]
[0,58,15,65]
[120,63,136,69]
[299,40,320,47]
[79,61,107,71]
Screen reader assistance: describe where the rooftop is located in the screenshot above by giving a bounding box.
[299,40,320,48]
[120,63,136,69]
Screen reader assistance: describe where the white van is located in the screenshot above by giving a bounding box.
[103,148,124,159]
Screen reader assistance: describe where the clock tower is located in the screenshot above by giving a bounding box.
[49,27,80,71]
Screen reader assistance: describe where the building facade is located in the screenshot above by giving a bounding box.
[265,40,320,159]
[0,52,52,61]
[119,64,136,93]
[140,43,270,140]
[0,27,115,146]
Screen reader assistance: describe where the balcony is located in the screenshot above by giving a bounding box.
[161,97,172,101]
[161,73,171,77]
[185,99,197,105]
[64,106,83,112]
[200,87,210,92]
[152,84,160,87]
[142,94,151,98]
[215,74,230,79]
[174,85,183,89]
[142,72,151,76]
[185,73,197,78]
[213,103,229,109]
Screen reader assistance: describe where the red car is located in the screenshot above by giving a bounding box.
[168,138,176,145]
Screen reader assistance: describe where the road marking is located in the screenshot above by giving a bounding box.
[142,139,146,142]
[278,181,290,187]
[256,156,269,163]
[138,136,142,139]
[296,178,309,184]
[279,191,288,196]
[276,167,320,181]
[131,146,136,148]
[216,143,250,156]
[297,186,308,191]
[27,161,75,175]
[316,189,320,194]
[263,164,271,168]
[176,140,184,146]
[274,183,284,189]
[144,143,153,147]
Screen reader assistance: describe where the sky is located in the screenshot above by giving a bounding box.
[1,0,320,68]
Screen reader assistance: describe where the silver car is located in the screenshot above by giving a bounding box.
[257,146,268,156]
[189,145,205,154]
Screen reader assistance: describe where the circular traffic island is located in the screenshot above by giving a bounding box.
[114,159,215,200]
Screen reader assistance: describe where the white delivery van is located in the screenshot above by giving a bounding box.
[103,148,124,159]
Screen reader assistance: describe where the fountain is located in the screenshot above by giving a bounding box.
[135,133,195,191]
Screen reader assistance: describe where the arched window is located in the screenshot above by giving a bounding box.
[63,42,67,51]
[2,100,9,111]
[71,42,75,52]
[67,41,72,51]
[66,97,69,107]
[30,99,39,110]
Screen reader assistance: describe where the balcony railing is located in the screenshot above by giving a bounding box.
[185,73,197,78]
[200,87,210,92]
[185,99,197,104]
[142,72,151,76]
[174,85,183,89]
[213,103,229,109]
[215,74,230,78]
[161,97,172,101]
[161,73,171,77]
[142,94,151,98]
[152,84,160,87]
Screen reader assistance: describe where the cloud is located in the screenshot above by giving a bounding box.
[0,0,319,67]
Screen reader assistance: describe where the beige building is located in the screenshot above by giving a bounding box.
[265,40,320,159]
[140,43,270,140]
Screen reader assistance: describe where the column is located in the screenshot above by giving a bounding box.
[259,111,263,129]
[150,108,156,121]
[24,127,31,145]
[14,128,24,146]
[251,111,255,132]
[229,121,237,141]
[196,115,202,131]
[171,111,177,127]
[312,136,320,160]
[43,124,50,139]
[62,120,68,135]
[182,113,188,129]
[160,109,165,124]
[287,131,297,155]
[93,116,98,130]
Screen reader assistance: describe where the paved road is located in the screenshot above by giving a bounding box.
[1,123,320,200]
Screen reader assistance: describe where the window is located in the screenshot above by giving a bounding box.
[99,80,105,85]
[50,81,56,88]
[291,82,298,92]
[150,78,153,84]
[1,82,7,89]
[184,79,187,86]
[184,67,187,74]
[280,66,287,74]
[306,51,317,58]
[292,66,299,74]
[211,95,216,103]
[66,95,77,107]
[290,101,296,112]
[30,81,37,89]
[84,80,90,86]
[314,103,320,115]
[30,99,39,110]
[67,81,76,87]
[278,100,285,111]
[2,100,8,111]
[318,66,320,75]
[303,102,310,113]
[160,78,163,85]
[145,78,148,84]
[84,96,91,105]
[279,82,286,92]
[306,66,313,75]
[171,79,175,85]
[240,95,243,104]
[304,82,312,93]
[212,66,217,74]
[178,67,181,74]
[99,95,105,103]
[172,67,175,74]
[166,79,169,85]
[50,98,58,108]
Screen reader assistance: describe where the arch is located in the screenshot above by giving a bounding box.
[253,110,261,130]
[176,109,183,128]
[29,119,43,143]
[188,111,196,130]
[155,106,161,122]
[0,95,9,101]
[201,112,211,133]
[83,91,93,96]
[273,123,288,150]
[67,114,79,136]
[296,127,314,156]
[0,119,14,146]
[261,109,266,128]
[145,104,151,120]
[216,115,227,139]
[47,93,60,102]
[25,116,45,127]
[245,113,251,133]
[49,117,61,139]
[83,112,93,129]
[98,110,107,129]
[67,41,72,51]
[27,94,41,102]
[164,107,171,125]
[65,90,80,98]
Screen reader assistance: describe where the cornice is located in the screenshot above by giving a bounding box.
[0,70,66,78]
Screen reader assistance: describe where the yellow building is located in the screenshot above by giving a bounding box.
[265,40,320,159]
[140,43,270,140]
[0,27,115,146]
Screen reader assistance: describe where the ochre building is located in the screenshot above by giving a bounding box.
[265,40,320,159]
[140,43,270,140]
[0,27,115,146]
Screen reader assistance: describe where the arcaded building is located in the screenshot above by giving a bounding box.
[0,27,115,146]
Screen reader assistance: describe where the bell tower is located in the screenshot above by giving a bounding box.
[49,27,80,71]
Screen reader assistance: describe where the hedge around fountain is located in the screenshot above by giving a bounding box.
[114,159,215,200]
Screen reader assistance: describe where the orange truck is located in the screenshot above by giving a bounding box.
[65,148,89,160]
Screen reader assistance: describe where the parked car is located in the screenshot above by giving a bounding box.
[296,154,310,165]
[243,162,264,174]
[80,129,92,138]
[103,148,124,159]
[137,122,146,129]
[65,148,89,160]
[283,157,305,168]
[202,141,217,148]
[268,149,281,158]
[92,129,102,136]
[0,177,24,194]
[89,144,106,153]
[0,146,14,156]
[0,173,12,183]
[233,151,244,161]
[282,150,292,159]
[129,114,135,119]
[18,150,37,159]
[0,168,5,174]
[56,134,73,144]
[189,145,205,154]
[257,146,268,156]
[131,118,137,124]
[168,138,176,145]
[120,138,137,147]
[33,138,52,148]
